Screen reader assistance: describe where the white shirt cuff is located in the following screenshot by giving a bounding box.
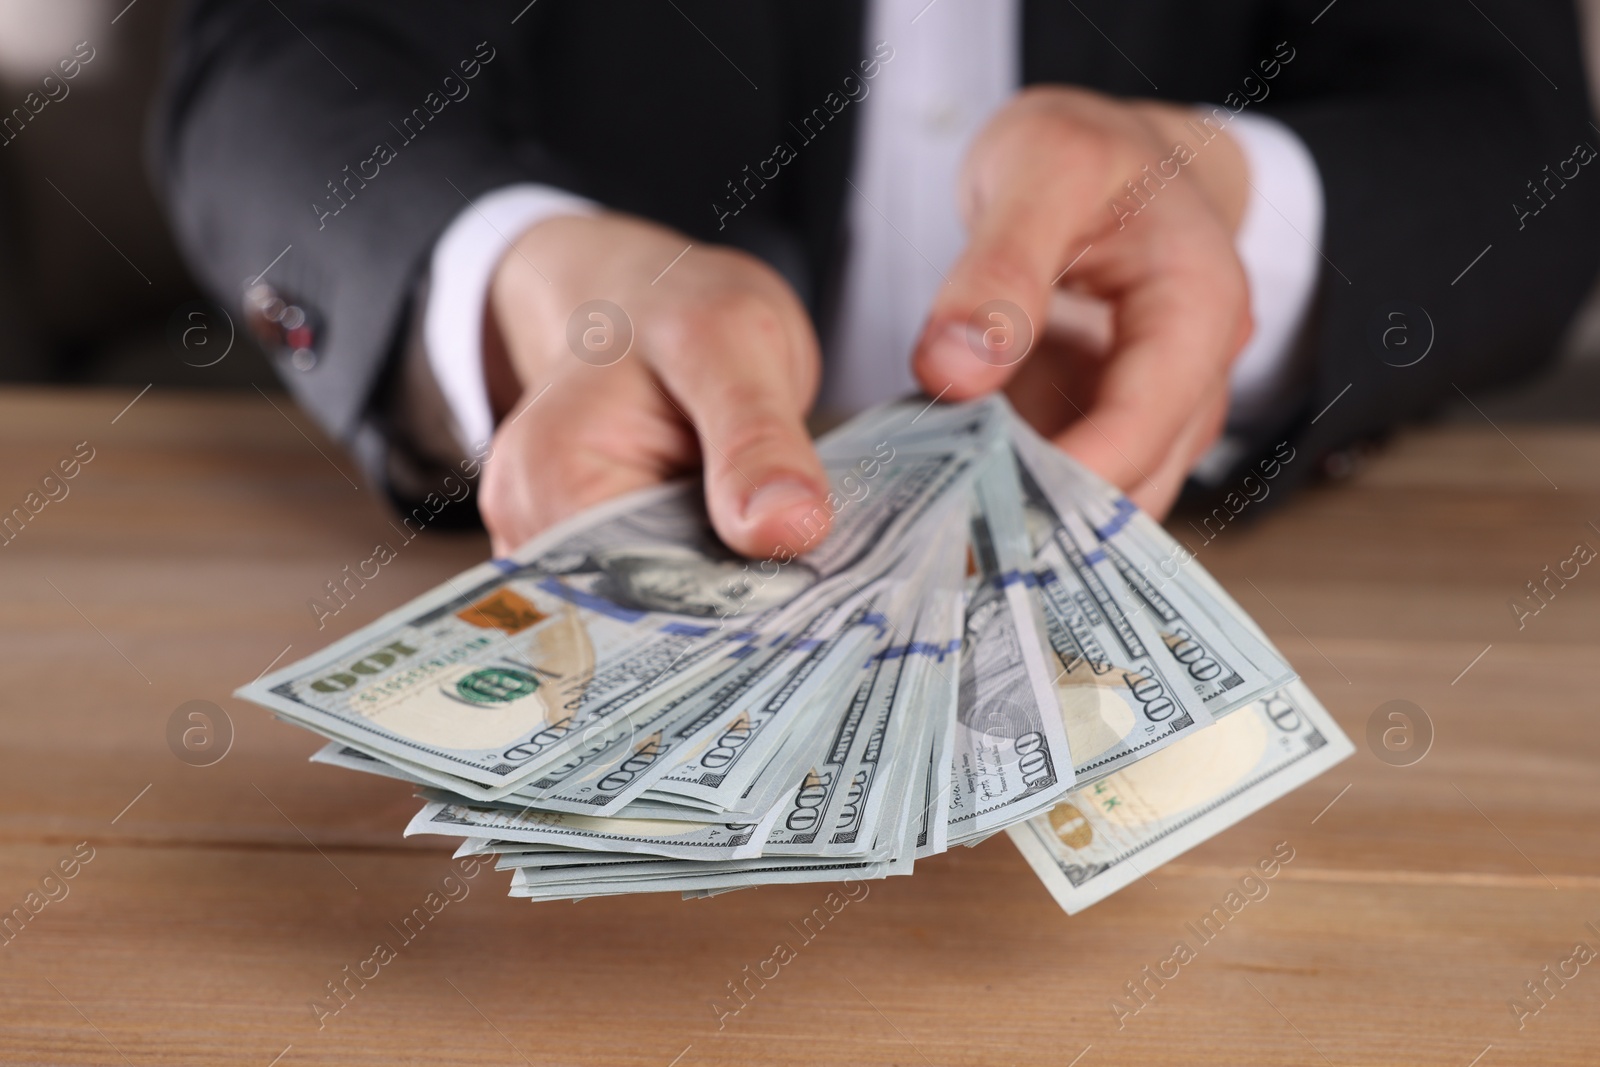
[1221,109,1325,428]
[423,183,598,453]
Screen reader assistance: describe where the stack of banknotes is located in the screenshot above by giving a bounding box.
[239,396,1351,913]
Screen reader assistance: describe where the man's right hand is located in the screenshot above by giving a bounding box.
[478,213,831,560]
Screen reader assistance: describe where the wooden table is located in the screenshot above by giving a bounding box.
[2,386,1597,1067]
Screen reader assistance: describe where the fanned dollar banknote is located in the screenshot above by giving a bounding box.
[238,396,1350,912]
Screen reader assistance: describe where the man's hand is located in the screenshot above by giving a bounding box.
[479,213,830,558]
[913,87,1255,517]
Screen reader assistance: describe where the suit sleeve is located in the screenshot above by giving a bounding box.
[1232,0,1600,487]
[152,0,573,484]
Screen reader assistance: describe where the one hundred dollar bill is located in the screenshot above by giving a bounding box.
[766,607,956,857]
[1007,411,1295,700]
[405,799,784,862]
[946,448,1078,842]
[1006,680,1353,914]
[1008,449,1224,788]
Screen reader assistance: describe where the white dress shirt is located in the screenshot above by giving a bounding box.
[421,0,1324,465]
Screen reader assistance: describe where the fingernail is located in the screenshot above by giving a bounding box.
[921,322,984,377]
[742,477,818,525]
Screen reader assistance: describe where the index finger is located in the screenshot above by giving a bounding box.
[645,287,832,560]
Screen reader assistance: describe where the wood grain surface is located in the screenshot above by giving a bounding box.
[1,386,1597,1067]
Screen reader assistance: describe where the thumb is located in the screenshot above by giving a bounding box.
[656,314,831,560]
[912,202,1056,400]
[913,117,1114,400]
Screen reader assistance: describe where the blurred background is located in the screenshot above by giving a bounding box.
[0,0,277,392]
[2,0,1599,418]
